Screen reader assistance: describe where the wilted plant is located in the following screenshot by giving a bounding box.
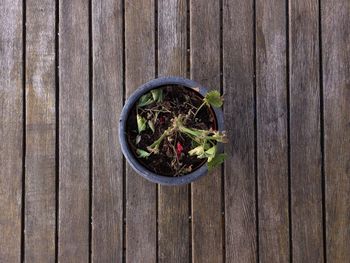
[134,88,227,173]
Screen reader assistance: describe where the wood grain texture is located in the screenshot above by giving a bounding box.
[322,0,350,261]
[125,1,156,262]
[91,0,124,262]
[25,0,56,261]
[256,0,289,261]
[58,0,90,261]
[0,0,23,262]
[190,0,222,262]
[223,0,257,262]
[157,0,189,262]
[289,0,324,261]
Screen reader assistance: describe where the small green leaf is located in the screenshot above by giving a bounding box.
[204,90,223,108]
[207,153,227,171]
[151,88,163,102]
[137,114,147,133]
[148,120,155,133]
[136,148,151,158]
[138,93,154,107]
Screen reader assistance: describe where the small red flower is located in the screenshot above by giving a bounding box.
[176,142,183,157]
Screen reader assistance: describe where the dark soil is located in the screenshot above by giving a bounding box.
[126,85,217,176]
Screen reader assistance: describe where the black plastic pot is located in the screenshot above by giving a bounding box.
[118,76,224,185]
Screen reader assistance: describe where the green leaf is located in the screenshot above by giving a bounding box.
[137,114,147,133]
[148,120,155,133]
[151,88,163,102]
[138,93,154,107]
[204,90,223,108]
[207,153,227,171]
[205,145,217,162]
[136,148,151,159]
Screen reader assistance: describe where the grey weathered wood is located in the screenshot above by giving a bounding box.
[58,0,90,260]
[0,0,23,262]
[256,0,289,261]
[157,0,189,262]
[289,0,324,261]
[322,0,350,261]
[190,0,222,262]
[125,1,156,262]
[25,0,56,261]
[91,0,124,262]
[223,0,257,262]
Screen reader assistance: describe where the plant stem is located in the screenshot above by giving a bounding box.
[179,126,199,137]
[193,102,206,118]
[149,129,169,148]
[148,122,176,152]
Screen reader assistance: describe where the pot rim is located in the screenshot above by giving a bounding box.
[118,76,224,185]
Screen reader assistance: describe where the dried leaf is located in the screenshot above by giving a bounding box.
[135,135,141,145]
[212,131,228,143]
[147,145,159,154]
[183,165,193,173]
[188,145,205,156]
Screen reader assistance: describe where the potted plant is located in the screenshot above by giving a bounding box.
[119,77,226,185]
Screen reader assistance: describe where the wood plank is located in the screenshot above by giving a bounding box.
[0,0,23,261]
[322,0,350,261]
[223,0,257,261]
[58,0,90,260]
[125,1,156,262]
[190,0,222,262]
[91,0,124,262]
[157,0,189,262]
[256,0,289,261]
[25,0,56,261]
[289,0,324,261]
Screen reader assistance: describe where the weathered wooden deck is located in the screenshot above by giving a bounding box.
[1,0,349,262]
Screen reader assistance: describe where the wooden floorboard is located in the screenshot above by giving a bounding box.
[125,1,157,262]
[323,0,350,261]
[2,0,350,261]
[0,0,23,261]
[25,0,56,261]
[223,0,257,262]
[256,0,289,261]
[289,0,324,261]
[58,0,90,260]
[190,0,223,262]
[157,0,189,262]
[91,0,124,262]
